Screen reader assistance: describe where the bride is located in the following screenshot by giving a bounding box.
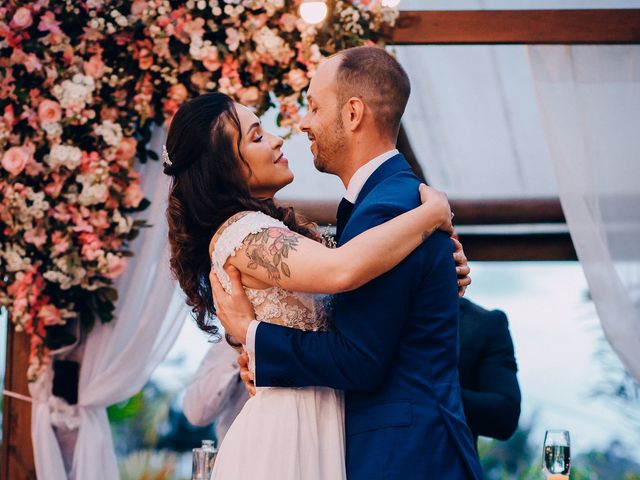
[164,92,469,479]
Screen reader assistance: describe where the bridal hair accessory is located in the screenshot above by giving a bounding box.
[162,144,172,167]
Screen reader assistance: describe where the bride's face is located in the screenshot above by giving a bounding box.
[234,103,293,198]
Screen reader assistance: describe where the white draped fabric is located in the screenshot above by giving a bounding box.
[529,45,640,381]
[30,128,189,479]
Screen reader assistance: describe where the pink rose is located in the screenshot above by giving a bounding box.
[237,86,260,107]
[44,173,65,198]
[286,69,309,92]
[279,13,298,33]
[38,11,61,34]
[38,99,62,123]
[24,228,47,248]
[131,0,147,16]
[116,137,138,162]
[2,146,30,176]
[168,83,189,103]
[80,232,103,260]
[105,253,128,279]
[51,231,71,254]
[10,7,33,31]
[23,53,42,73]
[123,183,144,208]
[38,305,64,326]
[83,55,105,79]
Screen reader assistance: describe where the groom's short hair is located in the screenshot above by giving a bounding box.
[335,46,411,141]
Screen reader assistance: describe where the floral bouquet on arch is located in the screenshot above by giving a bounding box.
[0,0,397,381]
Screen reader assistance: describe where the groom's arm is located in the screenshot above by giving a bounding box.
[250,202,431,391]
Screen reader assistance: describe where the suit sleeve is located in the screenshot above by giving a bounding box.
[461,311,521,440]
[254,202,422,391]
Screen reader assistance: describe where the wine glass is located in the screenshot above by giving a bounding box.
[542,429,571,477]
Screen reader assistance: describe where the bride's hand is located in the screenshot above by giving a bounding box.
[418,184,453,236]
[452,235,471,297]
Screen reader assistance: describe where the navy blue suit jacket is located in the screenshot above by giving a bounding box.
[255,154,483,479]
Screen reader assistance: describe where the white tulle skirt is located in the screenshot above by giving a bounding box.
[211,386,346,480]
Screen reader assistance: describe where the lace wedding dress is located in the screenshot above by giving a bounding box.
[210,211,346,480]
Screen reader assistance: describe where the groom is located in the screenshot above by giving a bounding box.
[212,46,483,479]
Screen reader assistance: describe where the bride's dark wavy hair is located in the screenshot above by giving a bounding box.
[164,92,319,337]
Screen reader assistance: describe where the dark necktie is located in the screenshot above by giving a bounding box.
[335,198,354,243]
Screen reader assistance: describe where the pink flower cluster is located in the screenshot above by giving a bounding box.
[0,0,396,381]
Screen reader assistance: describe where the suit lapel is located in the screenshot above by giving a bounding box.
[337,154,412,246]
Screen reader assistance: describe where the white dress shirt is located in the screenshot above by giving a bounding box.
[245,149,399,380]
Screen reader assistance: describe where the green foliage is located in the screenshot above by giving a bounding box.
[107,391,145,424]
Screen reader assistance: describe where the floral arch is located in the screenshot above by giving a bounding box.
[0,0,397,381]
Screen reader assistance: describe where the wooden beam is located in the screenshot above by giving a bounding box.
[281,198,577,260]
[391,10,640,45]
[287,198,567,226]
[2,322,36,480]
[458,233,577,261]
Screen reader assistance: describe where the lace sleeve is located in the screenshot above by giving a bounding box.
[211,211,287,293]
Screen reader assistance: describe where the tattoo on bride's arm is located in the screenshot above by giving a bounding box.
[243,228,300,284]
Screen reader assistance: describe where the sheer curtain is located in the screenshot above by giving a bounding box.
[30,128,189,479]
[529,45,640,381]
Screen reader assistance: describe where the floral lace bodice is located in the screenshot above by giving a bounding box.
[211,211,330,332]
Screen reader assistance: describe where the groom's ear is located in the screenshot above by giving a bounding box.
[345,97,365,132]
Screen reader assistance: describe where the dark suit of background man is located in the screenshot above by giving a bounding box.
[458,297,521,447]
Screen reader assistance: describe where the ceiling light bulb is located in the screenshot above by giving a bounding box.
[299,1,328,25]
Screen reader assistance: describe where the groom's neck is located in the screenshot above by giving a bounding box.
[338,140,397,188]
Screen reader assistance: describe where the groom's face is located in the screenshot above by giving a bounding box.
[300,57,347,175]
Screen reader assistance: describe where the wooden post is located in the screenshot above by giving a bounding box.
[2,320,36,480]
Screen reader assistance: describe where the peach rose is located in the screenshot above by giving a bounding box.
[286,69,309,92]
[138,49,153,70]
[38,305,64,326]
[279,13,298,33]
[123,183,144,208]
[116,137,138,162]
[38,99,62,123]
[2,146,30,177]
[237,86,260,107]
[10,7,33,30]
[168,83,189,103]
[83,55,105,79]
[105,253,128,279]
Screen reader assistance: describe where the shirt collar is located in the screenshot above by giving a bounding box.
[344,149,399,203]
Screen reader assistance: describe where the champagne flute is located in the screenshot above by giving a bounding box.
[542,429,571,477]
